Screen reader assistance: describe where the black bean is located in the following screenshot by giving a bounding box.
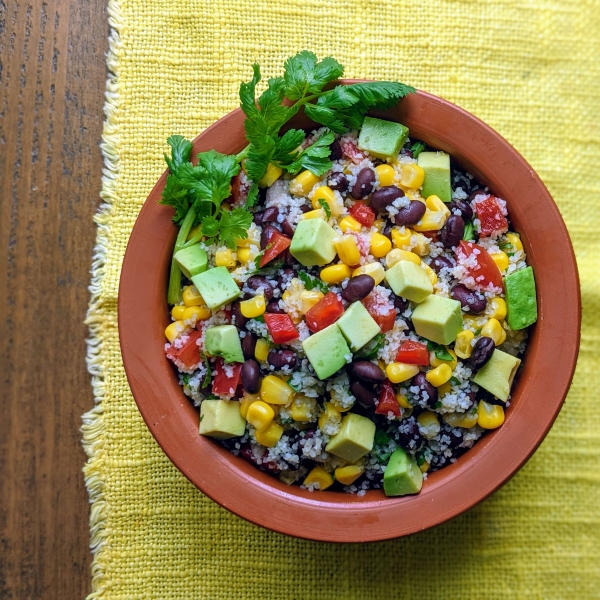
[430,255,455,274]
[283,248,297,267]
[382,221,393,240]
[479,390,505,406]
[394,200,426,227]
[330,139,343,161]
[392,295,408,314]
[231,300,249,328]
[300,203,312,214]
[350,380,377,408]
[276,268,295,289]
[341,274,375,303]
[253,211,264,226]
[350,168,375,199]
[281,219,295,237]
[468,188,488,202]
[260,224,279,250]
[449,199,473,221]
[439,215,465,248]
[261,206,279,223]
[246,276,275,302]
[266,300,285,314]
[404,317,415,332]
[447,427,464,448]
[471,337,495,371]
[267,349,299,371]
[241,359,261,394]
[396,417,422,451]
[348,360,386,384]
[241,332,257,360]
[412,372,438,407]
[329,171,349,192]
[450,283,487,314]
[370,186,405,213]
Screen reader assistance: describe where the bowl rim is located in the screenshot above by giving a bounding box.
[118,84,581,542]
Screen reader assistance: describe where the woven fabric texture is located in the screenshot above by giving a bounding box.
[83,0,600,598]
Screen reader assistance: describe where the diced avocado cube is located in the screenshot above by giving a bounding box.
[411,294,463,345]
[418,151,452,202]
[290,219,338,267]
[191,266,240,310]
[357,116,409,160]
[337,301,380,352]
[325,413,376,463]
[383,448,423,497]
[473,349,521,402]
[504,266,537,330]
[174,244,208,278]
[302,323,350,380]
[204,325,244,364]
[385,260,433,303]
[199,399,246,439]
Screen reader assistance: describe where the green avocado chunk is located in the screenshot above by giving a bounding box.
[290,218,338,267]
[199,399,246,439]
[383,448,423,496]
[411,294,463,345]
[504,266,537,330]
[472,348,521,402]
[357,116,409,160]
[418,151,452,202]
[385,260,433,303]
[204,325,244,363]
[174,244,208,278]
[336,301,380,351]
[302,323,350,380]
[325,413,376,462]
[191,266,240,310]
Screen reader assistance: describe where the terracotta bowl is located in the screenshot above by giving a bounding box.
[119,84,580,542]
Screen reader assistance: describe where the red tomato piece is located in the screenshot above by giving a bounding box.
[474,195,508,238]
[305,292,344,333]
[229,173,249,204]
[396,340,429,366]
[165,330,202,369]
[212,358,243,396]
[340,139,366,164]
[375,381,401,417]
[362,294,396,333]
[456,240,503,291]
[349,202,376,227]
[260,231,291,267]
[263,313,299,344]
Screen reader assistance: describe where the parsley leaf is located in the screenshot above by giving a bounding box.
[245,182,259,208]
[298,271,329,293]
[318,199,331,218]
[283,51,344,100]
[374,429,391,446]
[426,340,453,361]
[449,376,461,386]
[463,220,475,241]
[410,141,426,158]
[160,174,191,225]
[205,208,252,249]
[201,354,212,389]
[288,131,335,175]
[194,150,240,208]
[164,135,193,175]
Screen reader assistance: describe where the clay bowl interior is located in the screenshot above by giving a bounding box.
[118,85,580,542]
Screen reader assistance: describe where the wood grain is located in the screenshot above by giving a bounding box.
[0,0,107,596]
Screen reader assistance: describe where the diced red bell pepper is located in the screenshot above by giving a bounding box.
[212,358,243,396]
[259,231,291,267]
[229,173,249,204]
[474,195,508,238]
[362,294,396,333]
[305,291,344,333]
[165,330,202,369]
[456,240,503,291]
[375,381,401,417]
[396,340,429,366]
[349,202,376,227]
[340,139,366,164]
[263,313,299,344]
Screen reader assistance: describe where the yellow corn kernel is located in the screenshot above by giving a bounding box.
[396,393,411,409]
[386,363,420,384]
[334,236,361,266]
[260,375,294,405]
[165,320,186,343]
[318,401,342,431]
[290,170,320,196]
[246,400,275,432]
[490,251,509,272]
[417,411,440,439]
[329,392,354,412]
[258,163,283,188]
[412,209,447,232]
[454,330,475,359]
[420,261,438,286]
[187,224,202,242]
[481,318,503,345]
[444,409,478,429]
[304,466,334,491]
[385,248,421,268]
[254,338,269,362]
[425,195,451,217]
[375,164,396,187]
[235,226,261,248]
[302,208,326,220]
[505,232,523,253]
[182,285,206,307]
[255,421,284,447]
[300,290,324,314]
[290,396,316,422]
[400,163,425,189]
[429,347,457,370]
[339,215,362,233]
[497,327,507,345]
[410,231,430,256]
[171,305,186,320]
[240,295,266,319]
[391,227,412,249]
[477,400,505,429]
[372,219,386,232]
[321,264,352,284]
[487,297,507,321]
[236,247,252,263]
[335,465,364,485]
[352,262,385,285]
[370,232,392,258]
[425,364,453,387]
[419,461,430,474]
[437,381,452,397]
[311,186,342,216]
[183,305,211,322]
[215,249,236,269]
[240,393,260,419]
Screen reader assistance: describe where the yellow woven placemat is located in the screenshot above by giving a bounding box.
[83,1,600,597]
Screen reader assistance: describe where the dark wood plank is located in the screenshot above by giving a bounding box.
[0,0,108,596]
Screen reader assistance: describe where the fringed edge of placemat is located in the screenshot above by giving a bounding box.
[80,0,123,596]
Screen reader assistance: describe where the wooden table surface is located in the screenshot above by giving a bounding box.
[1,0,107,596]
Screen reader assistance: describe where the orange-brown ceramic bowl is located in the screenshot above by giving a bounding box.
[119,84,580,542]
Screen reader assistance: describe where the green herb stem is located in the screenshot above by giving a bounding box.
[167,206,196,305]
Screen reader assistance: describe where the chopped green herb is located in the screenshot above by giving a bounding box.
[253,315,265,323]
[426,340,453,361]
[434,401,442,409]
[463,220,475,241]
[449,376,461,386]
[415,450,426,466]
[317,198,331,219]
[355,333,386,360]
[201,353,212,389]
[182,373,191,385]
[298,271,329,293]
[374,429,391,446]
[288,378,302,392]
[410,141,426,158]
